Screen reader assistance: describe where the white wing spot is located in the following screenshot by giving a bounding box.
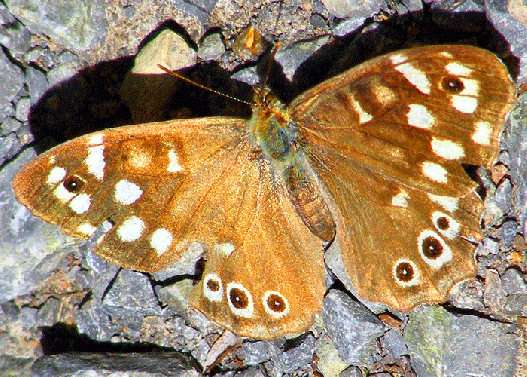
[168,150,183,172]
[393,258,421,287]
[117,216,145,242]
[69,193,91,214]
[150,228,173,255]
[86,145,105,180]
[203,273,223,302]
[422,161,448,183]
[115,180,143,205]
[350,95,373,124]
[53,184,76,203]
[458,78,479,96]
[431,138,465,160]
[472,121,492,145]
[214,242,235,256]
[445,62,473,76]
[390,53,407,65]
[452,95,478,114]
[77,222,97,236]
[391,190,409,208]
[407,104,434,129]
[427,194,459,213]
[394,62,431,95]
[47,167,67,185]
[440,51,454,59]
[418,230,452,269]
[88,134,104,145]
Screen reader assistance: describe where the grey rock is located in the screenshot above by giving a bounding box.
[502,268,527,295]
[0,48,24,110]
[1,117,21,135]
[495,177,512,213]
[102,269,162,317]
[321,0,383,18]
[0,148,72,303]
[199,32,225,61]
[275,36,330,81]
[46,61,82,88]
[405,305,520,377]
[280,334,316,373]
[36,297,61,327]
[503,294,527,316]
[240,340,280,365]
[485,0,527,80]
[24,46,58,69]
[234,366,266,377]
[323,289,386,364]
[339,365,363,377]
[122,5,135,18]
[381,329,408,360]
[0,20,31,57]
[15,97,30,123]
[6,0,108,52]
[501,219,519,247]
[19,306,38,328]
[0,103,16,124]
[0,3,16,24]
[26,67,49,106]
[30,352,200,377]
[448,279,485,311]
[169,0,217,25]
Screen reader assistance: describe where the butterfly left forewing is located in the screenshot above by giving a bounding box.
[290,45,516,310]
[13,117,325,339]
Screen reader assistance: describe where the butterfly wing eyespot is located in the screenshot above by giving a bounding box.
[440,76,464,93]
[62,175,86,193]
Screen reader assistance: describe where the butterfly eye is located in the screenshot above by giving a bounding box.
[63,175,86,193]
[440,76,464,93]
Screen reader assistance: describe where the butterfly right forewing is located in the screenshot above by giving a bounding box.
[290,45,516,310]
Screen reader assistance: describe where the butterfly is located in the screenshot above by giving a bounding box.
[12,44,517,339]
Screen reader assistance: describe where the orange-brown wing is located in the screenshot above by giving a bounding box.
[12,117,325,339]
[290,45,516,310]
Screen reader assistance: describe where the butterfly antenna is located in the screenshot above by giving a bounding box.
[262,42,282,86]
[157,64,252,106]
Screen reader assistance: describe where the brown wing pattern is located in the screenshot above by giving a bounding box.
[13,117,325,339]
[291,45,516,309]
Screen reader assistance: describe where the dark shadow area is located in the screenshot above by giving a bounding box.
[40,323,169,355]
[27,7,518,154]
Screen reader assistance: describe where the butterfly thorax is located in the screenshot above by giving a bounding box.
[248,85,295,162]
[248,86,336,243]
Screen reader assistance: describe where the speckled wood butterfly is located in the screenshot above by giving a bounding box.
[12,45,516,339]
